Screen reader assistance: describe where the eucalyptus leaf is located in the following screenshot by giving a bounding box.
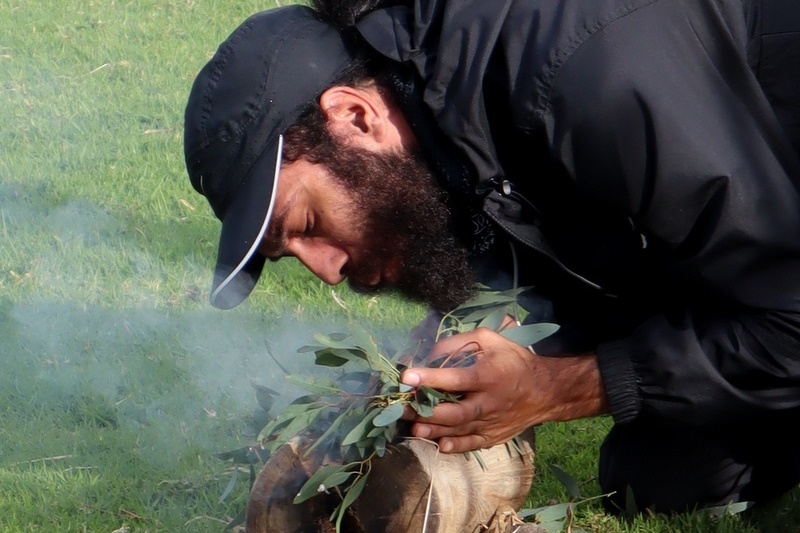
[410,402,434,418]
[550,464,581,499]
[313,349,349,367]
[477,307,511,331]
[257,401,322,442]
[539,520,568,533]
[285,375,343,396]
[335,471,369,532]
[304,407,352,457]
[366,425,387,438]
[452,291,519,310]
[459,305,507,325]
[372,402,404,427]
[374,435,387,457]
[297,344,324,353]
[382,421,397,443]
[499,323,560,347]
[347,324,378,354]
[289,394,321,406]
[341,408,380,446]
[294,463,350,504]
[218,467,238,503]
[215,446,260,464]
[320,471,357,490]
[534,502,571,523]
[223,507,246,532]
[315,347,367,367]
[313,332,354,349]
[705,501,754,516]
[269,407,325,452]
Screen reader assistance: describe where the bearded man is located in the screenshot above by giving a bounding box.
[183,0,800,514]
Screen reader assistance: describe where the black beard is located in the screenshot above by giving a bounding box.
[321,139,476,312]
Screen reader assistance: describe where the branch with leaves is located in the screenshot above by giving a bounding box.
[253,286,557,530]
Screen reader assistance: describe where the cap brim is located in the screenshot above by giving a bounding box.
[210,135,283,309]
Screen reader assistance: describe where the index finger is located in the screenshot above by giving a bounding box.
[427,330,485,362]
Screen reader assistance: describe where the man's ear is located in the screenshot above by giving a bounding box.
[319,85,390,148]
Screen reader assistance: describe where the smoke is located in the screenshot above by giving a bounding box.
[0,190,416,476]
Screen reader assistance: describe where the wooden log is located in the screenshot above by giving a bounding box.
[245,429,536,533]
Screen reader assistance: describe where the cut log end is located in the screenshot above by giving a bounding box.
[246,429,536,533]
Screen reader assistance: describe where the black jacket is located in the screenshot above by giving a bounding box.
[355,0,800,427]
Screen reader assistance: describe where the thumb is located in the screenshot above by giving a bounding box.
[400,366,479,393]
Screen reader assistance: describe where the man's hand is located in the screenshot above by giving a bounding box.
[400,328,609,453]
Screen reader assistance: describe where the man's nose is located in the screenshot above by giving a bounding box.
[291,241,348,285]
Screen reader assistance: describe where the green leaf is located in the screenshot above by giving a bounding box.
[224,507,246,532]
[550,464,581,499]
[410,402,433,418]
[453,291,519,311]
[372,402,404,427]
[335,471,369,532]
[215,446,261,464]
[534,502,571,523]
[320,471,357,490]
[298,344,324,353]
[218,467,238,503]
[347,324,378,353]
[420,386,460,403]
[313,349,349,367]
[539,520,568,533]
[257,402,314,442]
[341,408,380,446]
[304,407,351,456]
[257,400,323,441]
[285,375,343,396]
[288,394,321,406]
[477,307,511,331]
[314,347,368,367]
[313,332,354,349]
[704,501,754,516]
[269,407,325,452]
[499,323,560,347]
[366,425,387,438]
[294,464,350,504]
[374,435,387,457]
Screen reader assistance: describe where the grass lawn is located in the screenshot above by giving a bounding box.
[1,0,797,531]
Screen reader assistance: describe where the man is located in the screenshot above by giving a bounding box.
[184,0,800,514]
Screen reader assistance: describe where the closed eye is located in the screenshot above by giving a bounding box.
[304,212,315,237]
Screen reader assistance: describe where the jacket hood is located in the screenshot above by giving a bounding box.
[355,0,515,192]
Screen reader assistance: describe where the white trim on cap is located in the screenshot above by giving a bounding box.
[211,135,284,304]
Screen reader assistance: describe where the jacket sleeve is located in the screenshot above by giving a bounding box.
[545,0,800,425]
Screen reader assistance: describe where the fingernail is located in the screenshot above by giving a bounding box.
[441,440,453,453]
[402,371,420,386]
[416,426,431,438]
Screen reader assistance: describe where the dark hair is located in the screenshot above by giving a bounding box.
[309,0,410,29]
[282,3,400,163]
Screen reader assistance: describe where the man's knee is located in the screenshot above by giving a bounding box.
[598,418,799,514]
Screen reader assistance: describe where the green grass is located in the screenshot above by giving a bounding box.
[0,0,798,531]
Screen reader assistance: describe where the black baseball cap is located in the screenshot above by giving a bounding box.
[183,5,354,309]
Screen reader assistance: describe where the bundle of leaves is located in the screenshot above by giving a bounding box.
[249,286,558,531]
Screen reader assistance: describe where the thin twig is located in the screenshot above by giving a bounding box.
[264,340,292,376]
[183,515,229,526]
[11,454,73,466]
[400,437,440,533]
